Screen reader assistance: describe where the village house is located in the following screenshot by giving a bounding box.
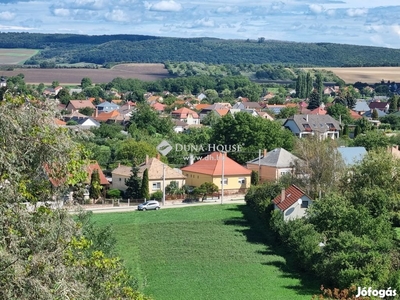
[111,155,186,194]
[66,100,96,113]
[96,101,119,113]
[171,107,200,125]
[181,152,251,195]
[273,185,313,221]
[283,114,341,139]
[246,148,302,182]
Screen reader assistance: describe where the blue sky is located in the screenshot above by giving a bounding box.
[1,0,400,48]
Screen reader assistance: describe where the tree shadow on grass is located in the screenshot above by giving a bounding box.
[223,204,320,298]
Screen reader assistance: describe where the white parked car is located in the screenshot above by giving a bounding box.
[137,200,161,211]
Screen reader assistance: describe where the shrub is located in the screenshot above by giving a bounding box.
[107,189,121,199]
[151,191,163,201]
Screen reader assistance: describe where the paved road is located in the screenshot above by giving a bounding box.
[69,198,246,214]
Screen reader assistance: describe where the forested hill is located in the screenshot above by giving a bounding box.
[1,32,400,67]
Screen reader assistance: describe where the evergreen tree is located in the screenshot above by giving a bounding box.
[315,72,324,101]
[296,73,307,98]
[372,108,379,120]
[307,90,321,110]
[89,169,102,200]
[140,168,150,200]
[342,124,349,136]
[251,170,259,185]
[306,72,313,98]
[354,125,361,138]
[389,95,399,113]
[333,92,347,107]
[345,91,356,109]
[125,162,142,200]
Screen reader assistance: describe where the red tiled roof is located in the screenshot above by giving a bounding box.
[308,107,327,115]
[152,102,166,111]
[86,161,109,185]
[171,107,199,118]
[369,102,388,110]
[215,109,229,116]
[181,152,251,176]
[273,185,310,211]
[349,109,362,119]
[94,110,120,122]
[194,104,210,111]
[54,118,66,125]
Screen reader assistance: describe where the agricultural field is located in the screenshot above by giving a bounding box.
[0,48,39,64]
[311,67,400,84]
[0,63,171,84]
[91,204,318,300]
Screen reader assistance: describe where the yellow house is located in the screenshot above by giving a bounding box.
[181,152,251,194]
[111,155,186,193]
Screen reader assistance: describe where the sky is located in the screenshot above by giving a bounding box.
[1,0,400,48]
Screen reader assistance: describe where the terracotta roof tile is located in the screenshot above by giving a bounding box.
[273,185,311,211]
[171,107,199,118]
[181,152,251,176]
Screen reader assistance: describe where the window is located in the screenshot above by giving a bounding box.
[280,171,290,175]
[124,178,127,183]
[301,201,309,208]
[238,178,246,184]
[119,178,121,181]
[221,178,228,185]
[152,182,161,190]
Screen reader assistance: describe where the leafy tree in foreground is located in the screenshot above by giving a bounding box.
[0,95,150,299]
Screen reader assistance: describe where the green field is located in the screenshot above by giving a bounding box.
[91,205,319,300]
[0,48,39,64]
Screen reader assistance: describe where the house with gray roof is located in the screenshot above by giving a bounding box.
[363,109,387,118]
[246,148,303,182]
[66,116,100,130]
[283,114,340,140]
[353,100,370,115]
[336,147,367,167]
[96,101,119,113]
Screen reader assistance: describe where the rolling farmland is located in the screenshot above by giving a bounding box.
[0,63,171,84]
[311,67,400,84]
[0,49,39,64]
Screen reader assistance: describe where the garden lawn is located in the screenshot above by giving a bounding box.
[91,205,318,300]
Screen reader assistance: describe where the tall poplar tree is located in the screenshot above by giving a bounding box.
[306,72,313,98]
[315,72,324,100]
[140,168,150,200]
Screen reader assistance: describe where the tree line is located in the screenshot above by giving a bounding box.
[2,33,400,67]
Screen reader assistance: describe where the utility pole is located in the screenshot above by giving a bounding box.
[221,152,225,205]
[162,163,166,206]
[258,149,261,183]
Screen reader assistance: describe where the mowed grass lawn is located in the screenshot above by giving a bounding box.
[91,205,318,300]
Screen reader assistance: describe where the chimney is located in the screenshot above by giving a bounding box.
[118,163,120,167]
[306,114,308,122]
[280,188,286,203]
[156,153,160,160]
[128,103,131,110]
[146,154,149,164]
[189,154,194,165]
[263,149,267,157]
[95,107,98,117]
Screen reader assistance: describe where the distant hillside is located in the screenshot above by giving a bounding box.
[1,32,400,67]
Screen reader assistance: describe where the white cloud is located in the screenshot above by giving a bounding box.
[309,4,324,14]
[346,8,368,17]
[216,6,237,13]
[392,24,400,36]
[192,18,215,28]
[145,0,182,12]
[0,11,16,21]
[105,9,130,22]
[52,8,71,17]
